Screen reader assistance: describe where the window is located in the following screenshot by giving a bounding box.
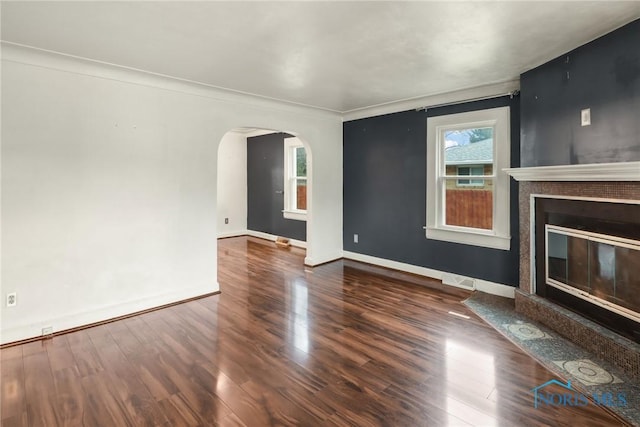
[283,137,307,221]
[456,165,485,186]
[426,106,510,250]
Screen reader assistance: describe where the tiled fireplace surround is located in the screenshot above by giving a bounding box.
[512,177,640,381]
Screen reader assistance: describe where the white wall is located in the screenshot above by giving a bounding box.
[0,44,343,344]
[217,132,247,237]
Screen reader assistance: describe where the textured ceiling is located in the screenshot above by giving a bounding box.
[2,1,639,113]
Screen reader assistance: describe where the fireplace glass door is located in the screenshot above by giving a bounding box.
[545,224,640,323]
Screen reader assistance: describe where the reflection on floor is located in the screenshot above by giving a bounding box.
[0,236,632,426]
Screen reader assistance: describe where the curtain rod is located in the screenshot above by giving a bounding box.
[415,90,520,112]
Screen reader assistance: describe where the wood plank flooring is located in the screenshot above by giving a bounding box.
[0,236,629,426]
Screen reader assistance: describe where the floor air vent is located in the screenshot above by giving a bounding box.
[442,273,476,290]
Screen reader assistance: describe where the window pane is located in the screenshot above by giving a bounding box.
[471,166,484,175]
[442,127,494,229]
[296,147,307,177]
[454,165,488,186]
[444,127,493,176]
[295,179,307,210]
[444,178,493,229]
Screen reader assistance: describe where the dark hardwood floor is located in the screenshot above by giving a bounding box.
[1,236,628,426]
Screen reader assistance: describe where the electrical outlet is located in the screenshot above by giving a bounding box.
[6,292,17,307]
[354,234,359,243]
[225,218,229,224]
[42,326,53,336]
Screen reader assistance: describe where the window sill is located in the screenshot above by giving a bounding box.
[426,226,510,250]
[283,210,307,221]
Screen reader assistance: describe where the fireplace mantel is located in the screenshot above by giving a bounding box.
[504,161,640,182]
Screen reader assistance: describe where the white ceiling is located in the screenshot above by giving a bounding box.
[2,1,639,114]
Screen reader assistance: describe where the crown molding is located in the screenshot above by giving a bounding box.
[2,42,522,123]
[0,41,342,120]
[342,80,520,122]
[504,162,640,182]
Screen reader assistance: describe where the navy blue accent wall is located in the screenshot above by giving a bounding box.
[521,19,640,167]
[247,133,306,241]
[343,96,520,286]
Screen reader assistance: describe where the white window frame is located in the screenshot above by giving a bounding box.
[283,137,307,221]
[426,106,511,250]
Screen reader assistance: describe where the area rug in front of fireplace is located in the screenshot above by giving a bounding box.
[463,291,640,426]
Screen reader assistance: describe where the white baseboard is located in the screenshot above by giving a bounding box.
[0,284,218,345]
[342,251,515,298]
[217,230,247,239]
[304,251,343,267]
[246,230,307,249]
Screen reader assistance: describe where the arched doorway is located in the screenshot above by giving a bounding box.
[216,127,313,259]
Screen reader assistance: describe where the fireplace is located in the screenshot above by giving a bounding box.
[534,197,640,343]
[503,163,640,380]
